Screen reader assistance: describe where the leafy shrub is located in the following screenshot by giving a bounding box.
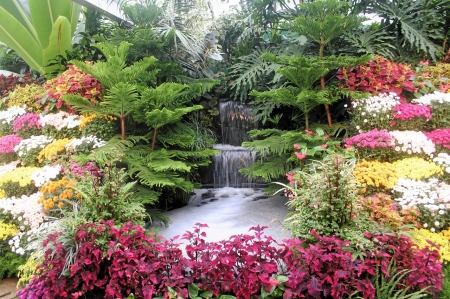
[413,61,450,95]
[338,55,416,101]
[43,64,103,113]
[358,193,419,231]
[0,221,25,280]
[0,72,39,98]
[6,83,45,113]
[17,223,443,299]
[283,153,376,246]
[79,114,117,141]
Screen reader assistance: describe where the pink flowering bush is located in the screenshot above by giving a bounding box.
[390,103,432,131]
[425,129,450,152]
[0,134,23,163]
[344,129,395,161]
[12,113,42,139]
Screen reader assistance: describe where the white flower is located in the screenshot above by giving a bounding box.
[435,221,440,226]
[363,119,368,123]
[423,223,428,228]
[431,228,436,232]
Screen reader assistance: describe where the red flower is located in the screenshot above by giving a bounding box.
[294,152,307,160]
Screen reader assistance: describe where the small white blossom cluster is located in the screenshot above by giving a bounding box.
[9,232,26,255]
[412,91,450,107]
[65,135,106,153]
[31,165,62,187]
[352,93,401,113]
[40,111,81,130]
[0,192,47,229]
[434,153,450,174]
[393,178,450,232]
[390,130,435,157]
[13,135,54,157]
[0,105,27,125]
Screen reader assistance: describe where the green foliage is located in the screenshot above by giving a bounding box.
[281,153,376,247]
[0,251,26,280]
[64,41,159,139]
[80,117,118,141]
[440,262,450,299]
[351,260,429,299]
[0,181,37,198]
[368,0,445,61]
[67,149,149,226]
[344,28,396,60]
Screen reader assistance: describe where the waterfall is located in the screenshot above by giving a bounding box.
[200,100,263,188]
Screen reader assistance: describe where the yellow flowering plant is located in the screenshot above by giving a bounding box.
[353,160,398,193]
[37,138,73,164]
[0,167,40,198]
[38,177,77,213]
[392,157,444,180]
[17,252,41,288]
[6,83,45,113]
[0,220,19,240]
[412,228,450,263]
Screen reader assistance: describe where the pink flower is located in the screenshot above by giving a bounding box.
[305,130,313,135]
[293,144,300,149]
[0,134,23,154]
[294,152,307,160]
[324,135,329,139]
[321,144,327,148]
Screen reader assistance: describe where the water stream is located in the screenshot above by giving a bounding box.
[201,100,262,188]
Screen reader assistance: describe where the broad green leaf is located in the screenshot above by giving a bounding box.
[42,16,72,77]
[0,0,38,41]
[188,283,199,298]
[29,0,72,49]
[0,6,43,73]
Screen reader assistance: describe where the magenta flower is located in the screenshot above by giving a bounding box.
[345,129,395,149]
[393,103,432,121]
[13,113,42,132]
[425,129,450,150]
[0,134,23,154]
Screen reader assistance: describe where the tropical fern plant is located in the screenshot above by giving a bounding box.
[291,0,364,127]
[63,41,158,139]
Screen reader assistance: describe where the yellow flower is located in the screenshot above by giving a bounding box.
[354,160,398,192]
[37,138,73,163]
[392,157,443,180]
[0,221,19,240]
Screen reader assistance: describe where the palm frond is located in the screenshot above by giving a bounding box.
[239,155,294,182]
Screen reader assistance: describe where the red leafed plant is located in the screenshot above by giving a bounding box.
[0,72,40,98]
[17,222,443,299]
[42,64,103,113]
[337,55,417,101]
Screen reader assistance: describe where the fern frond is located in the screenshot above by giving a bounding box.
[247,128,284,138]
[239,155,294,181]
[242,134,291,156]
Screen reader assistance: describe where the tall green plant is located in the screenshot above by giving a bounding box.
[63,41,158,139]
[0,0,81,78]
[291,0,363,127]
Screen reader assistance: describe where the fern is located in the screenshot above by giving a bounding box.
[239,155,294,182]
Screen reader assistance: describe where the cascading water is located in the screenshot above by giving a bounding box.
[201,100,263,188]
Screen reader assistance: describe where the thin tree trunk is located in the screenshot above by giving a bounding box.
[120,116,126,140]
[152,128,158,150]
